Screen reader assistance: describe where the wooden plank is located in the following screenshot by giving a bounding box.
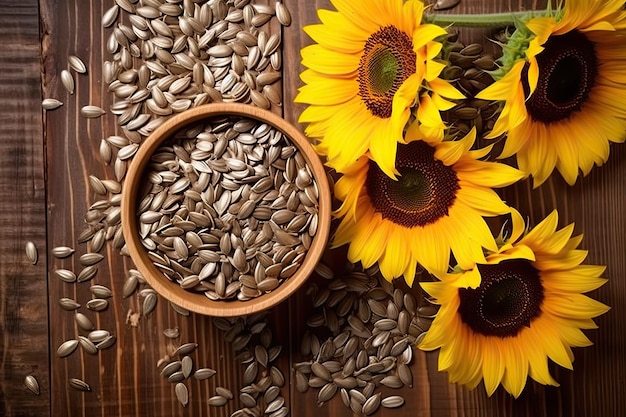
[40,1,292,416]
[282,0,626,416]
[0,1,50,416]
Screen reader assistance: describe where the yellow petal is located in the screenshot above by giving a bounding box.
[482,340,505,396]
[379,229,410,280]
[301,44,360,75]
[476,61,525,101]
[434,128,475,165]
[526,17,556,45]
[321,101,376,172]
[295,74,358,106]
[455,159,525,188]
[520,210,558,248]
[410,225,451,275]
[413,24,447,49]
[329,0,385,33]
[524,330,559,386]
[428,78,465,100]
[369,121,401,179]
[542,294,610,319]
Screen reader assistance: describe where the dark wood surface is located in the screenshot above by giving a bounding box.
[1,0,625,416]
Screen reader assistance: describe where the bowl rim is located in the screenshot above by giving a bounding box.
[121,103,331,317]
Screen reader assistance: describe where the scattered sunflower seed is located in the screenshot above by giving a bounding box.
[25,241,37,264]
[24,375,40,395]
[60,69,74,94]
[68,55,87,74]
[175,383,189,407]
[69,378,91,392]
[81,105,106,119]
[57,339,79,358]
[51,245,75,258]
[42,98,63,110]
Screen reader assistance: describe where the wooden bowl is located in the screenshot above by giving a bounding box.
[121,103,331,317]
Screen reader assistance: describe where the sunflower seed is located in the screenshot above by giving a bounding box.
[142,292,158,316]
[269,366,285,387]
[193,368,216,380]
[240,392,257,408]
[181,356,193,378]
[381,395,405,408]
[216,386,233,400]
[80,105,106,118]
[174,342,198,357]
[163,328,180,339]
[68,55,87,74]
[96,335,117,350]
[170,302,190,316]
[208,395,228,407]
[69,378,91,392]
[122,274,138,298]
[264,385,281,404]
[78,336,98,355]
[77,266,98,283]
[59,297,81,311]
[42,98,63,110]
[275,2,291,26]
[25,241,37,264]
[102,4,119,27]
[75,312,94,331]
[318,382,337,403]
[79,252,104,266]
[88,329,110,343]
[86,298,108,312]
[57,339,79,358]
[168,371,184,383]
[161,361,181,378]
[24,375,40,395]
[175,383,189,407]
[61,70,74,94]
[265,396,285,414]
[362,392,382,416]
[54,269,76,283]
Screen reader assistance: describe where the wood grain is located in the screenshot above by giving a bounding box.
[0,0,623,416]
[0,0,50,416]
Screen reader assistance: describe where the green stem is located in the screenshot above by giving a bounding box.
[424,10,548,28]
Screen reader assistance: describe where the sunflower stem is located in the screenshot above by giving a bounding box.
[424,11,548,28]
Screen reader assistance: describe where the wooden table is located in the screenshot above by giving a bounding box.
[1,0,625,416]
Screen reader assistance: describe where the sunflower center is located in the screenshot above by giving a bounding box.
[358,25,417,119]
[523,30,598,123]
[458,260,544,338]
[366,141,459,228]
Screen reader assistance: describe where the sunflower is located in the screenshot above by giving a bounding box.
[476,0,626,187]
[419,209,610,397]
[296,0,464,179]
[332,123,524,284]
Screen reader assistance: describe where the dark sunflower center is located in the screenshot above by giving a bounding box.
[523,30,598,123]
[458,260,544,338]
[366,141,459,228]
[358,25,417,119]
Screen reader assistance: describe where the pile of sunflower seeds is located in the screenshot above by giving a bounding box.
[99,0,289,184]
[75,0,292,305]
[157,338,219,407]
[212,312,288,417]
[438,31,501,141]
[137,116,320,301]
[50,244,118,392]
[294,261,438,415]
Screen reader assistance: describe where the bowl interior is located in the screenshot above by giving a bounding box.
[121,103,331,317]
